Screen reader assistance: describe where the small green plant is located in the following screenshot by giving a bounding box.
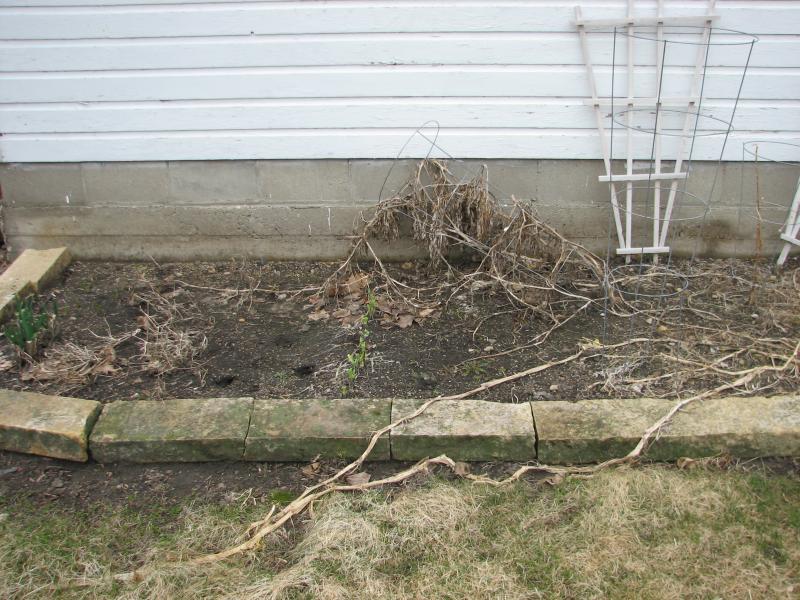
[342,289,377,394]
[460,360,488,381]
[3,295,57,360]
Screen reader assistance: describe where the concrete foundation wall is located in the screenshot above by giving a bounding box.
[0,159,797,261]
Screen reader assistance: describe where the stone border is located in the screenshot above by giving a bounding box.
[0,249,796,465]
[0,247,71,320]
[0,391,797,464]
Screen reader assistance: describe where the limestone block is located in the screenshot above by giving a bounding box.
[0,390,101,462]
[391,399,536,461]
[244,398,391,461]
[90,397,252,463]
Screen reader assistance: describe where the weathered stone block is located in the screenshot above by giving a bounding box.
[0,390,101,462]
[391,399,536,461]
[534,395,800,465]
[1,247,71,291]
[90,397,253,463]
[533,398,673,465]
[244,398,391,461]
[0,279,34,321]
[649,395,800,460]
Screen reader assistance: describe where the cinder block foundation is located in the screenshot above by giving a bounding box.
[1,159,795,261]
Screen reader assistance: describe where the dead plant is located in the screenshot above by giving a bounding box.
[131,287,209,382]
[315,159,605,351]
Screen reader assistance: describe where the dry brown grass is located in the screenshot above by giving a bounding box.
[245,468,797,600]
[54,466,792,600]
[2,465,798,599]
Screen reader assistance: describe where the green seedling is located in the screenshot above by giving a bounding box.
[343,289,378,394]
[3,295,57,361]
[461,360,488,381]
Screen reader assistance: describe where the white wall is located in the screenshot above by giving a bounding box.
[1,0,799,162]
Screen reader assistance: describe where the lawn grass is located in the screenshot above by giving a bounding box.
[1,464,798,599]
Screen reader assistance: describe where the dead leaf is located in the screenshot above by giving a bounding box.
[454,462,471,476]
[329,273,369,297]
[91,362,118,376]
[340,314,362,326]
[376,298,395,314]
[579,337,603,350]
[346,472,371,486]
[342,273,369,294]
[543,473,566,486]
[301,461,321,477]
[0,356,14,372]
[396,314,415,329]
[308,310,330,322]
[417,307,435,318]
[676,457,697,470]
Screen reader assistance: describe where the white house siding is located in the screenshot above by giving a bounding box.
[1,0,799,163]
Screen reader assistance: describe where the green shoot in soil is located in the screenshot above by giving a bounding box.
[3,295,57,360]
[342,289,377,395]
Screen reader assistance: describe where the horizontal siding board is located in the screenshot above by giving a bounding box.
[1,66,791,103]
[2,129,797,162]
[0,3,798,39]
[2,99,797,134]
[0,0,798,162]
[0,33,784,72]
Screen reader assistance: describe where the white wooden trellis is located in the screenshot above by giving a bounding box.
[575,0,719,257]
[777,178,800,266]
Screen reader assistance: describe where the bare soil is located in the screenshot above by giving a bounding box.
[0,450,532,510]
[0,257,797,403]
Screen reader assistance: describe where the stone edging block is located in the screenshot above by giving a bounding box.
[391,399,536,461]
[89,397,253,463]
[0,247,71,320]
[0,389,101,462]
[533,398,673,465]
[533,395,800,464]
[1,393,798,464]
[244,398,391,461]
[647,395,800,461]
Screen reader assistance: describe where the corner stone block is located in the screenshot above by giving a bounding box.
[533,398,674,465]
[0,390,101,462]
[2,247,71,291]
[0,279,34,322]
[391,399,536,462]
[244,398,392,461]
[648,394,800,461]
[89,397,253,463]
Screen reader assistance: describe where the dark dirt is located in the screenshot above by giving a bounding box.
[0,450,540,510]
[0,257,797,403]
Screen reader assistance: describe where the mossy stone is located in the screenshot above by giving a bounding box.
[89,397,252,463]
[390,399,536,461]
[244,398,392,461]
[648,395,800,461]
[533,395,800,465]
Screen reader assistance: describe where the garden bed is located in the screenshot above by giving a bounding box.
[0,256,797,404]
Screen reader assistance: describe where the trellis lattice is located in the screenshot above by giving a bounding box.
[575,0,749,258]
